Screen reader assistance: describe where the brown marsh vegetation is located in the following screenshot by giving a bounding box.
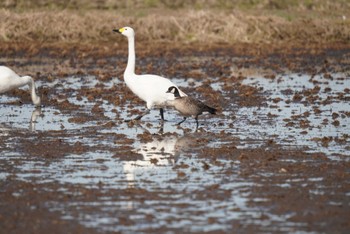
[1,1,350,234]
[0,0,349,47]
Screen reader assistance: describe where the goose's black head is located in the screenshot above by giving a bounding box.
[166,86,181,98]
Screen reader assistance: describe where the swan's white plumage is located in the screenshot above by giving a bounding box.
[116,26,186,112]
[126,73,183,109]
[0,66,41,106]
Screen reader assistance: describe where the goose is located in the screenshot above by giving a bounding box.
[166,86,217,128]
[0,66,41,106]
[113,26,186,121]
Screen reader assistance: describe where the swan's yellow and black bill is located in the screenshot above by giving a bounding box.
[113,28,124,33]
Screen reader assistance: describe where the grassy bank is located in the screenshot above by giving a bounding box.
[0,0,349,46]
[2,0,350,11]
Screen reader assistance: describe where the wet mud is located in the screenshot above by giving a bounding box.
[0,42,349,233]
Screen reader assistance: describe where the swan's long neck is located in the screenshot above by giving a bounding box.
[125,36,136,76]
[23,76,41,106]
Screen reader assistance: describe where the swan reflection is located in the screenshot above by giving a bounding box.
[123,133,196,188]
[0,106,43,133]
[29,107,43,132]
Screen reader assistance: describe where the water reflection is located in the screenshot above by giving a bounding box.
[29,107,43,132]
[123,133,196,188]
[0,105,43,133]
[241,73,350,157]
[1,72,349,232]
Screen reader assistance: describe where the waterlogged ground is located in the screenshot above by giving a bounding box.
[0,44,349,233]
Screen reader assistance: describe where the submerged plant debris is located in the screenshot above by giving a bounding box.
[1,3,350,232]
[0,41,349,233]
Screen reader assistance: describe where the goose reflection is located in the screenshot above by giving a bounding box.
[123,133,196,188]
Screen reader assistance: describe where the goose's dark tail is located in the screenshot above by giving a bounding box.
[205,105,217,115]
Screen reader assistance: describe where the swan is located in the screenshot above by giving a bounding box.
[0,66,41,106]
[113,26,186,121]
[166,86,217,128]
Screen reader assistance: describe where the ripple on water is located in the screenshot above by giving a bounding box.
[0,72,349,232]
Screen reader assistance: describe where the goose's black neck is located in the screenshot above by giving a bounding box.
[173,87,181,98]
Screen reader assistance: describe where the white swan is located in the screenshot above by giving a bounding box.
[113,26,186,121]
[0,66,41,106]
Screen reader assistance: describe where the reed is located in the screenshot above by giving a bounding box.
[0,1,349,45]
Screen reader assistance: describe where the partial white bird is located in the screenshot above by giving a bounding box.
[0,66,41,106]
[113,26,186,121]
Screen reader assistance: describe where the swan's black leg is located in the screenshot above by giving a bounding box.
[177,117,187,125]
[160,108,165,121]
[134,109,150,120]
[123,109,150,122]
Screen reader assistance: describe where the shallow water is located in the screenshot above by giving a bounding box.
[241,73,350,158]
[0,71,349,232]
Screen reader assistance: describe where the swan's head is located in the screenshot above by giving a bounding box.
[113,26,135,38]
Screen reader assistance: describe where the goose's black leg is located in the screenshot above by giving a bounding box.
[160,108,165,121]
[195,116,199,129]
[177,117,187,125]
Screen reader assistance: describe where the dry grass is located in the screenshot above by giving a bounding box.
[2,0,350,11]
[0,5,349,45]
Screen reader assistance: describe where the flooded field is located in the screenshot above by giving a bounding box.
[0,45,349,233]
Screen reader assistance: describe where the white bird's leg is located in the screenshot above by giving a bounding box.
[177,117,187,125]
[134,109,150,121]
[160,108,165,121]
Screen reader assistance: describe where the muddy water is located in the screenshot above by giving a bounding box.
[1,53,349,233]
[242,73,350,157]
